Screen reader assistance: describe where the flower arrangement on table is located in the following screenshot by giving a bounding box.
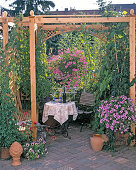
[98,95,136,135]
[23,137,47,160]
[48,48,88,89]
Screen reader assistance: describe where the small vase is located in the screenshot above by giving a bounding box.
[0,147,10,159]
[9,142,23,166]
[90,134,105,152]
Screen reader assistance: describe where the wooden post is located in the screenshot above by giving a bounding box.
[29,10,37,140]
[129,9,135,146]
[2,11,8,49]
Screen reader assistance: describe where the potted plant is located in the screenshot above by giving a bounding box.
[98,95,136,147]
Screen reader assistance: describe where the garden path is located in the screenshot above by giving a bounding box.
[1,123,136,170]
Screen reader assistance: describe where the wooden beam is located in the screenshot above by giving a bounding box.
[129,9,135,104]
[35,14,102,18]
[129,9,135,146]
[0,17,29,23]
[42,24,108,31]
[29,10,37,140]
[2,11,8,48]
[35,17,130,24]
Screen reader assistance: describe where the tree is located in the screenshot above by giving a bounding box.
[96,0,112,13]
[96,0,106,12]
[5,0,55,16]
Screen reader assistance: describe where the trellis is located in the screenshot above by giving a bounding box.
[0,9,135,140]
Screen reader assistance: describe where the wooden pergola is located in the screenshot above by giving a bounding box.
[1,9,135,140]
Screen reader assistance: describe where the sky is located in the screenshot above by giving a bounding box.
[0,0,136,11]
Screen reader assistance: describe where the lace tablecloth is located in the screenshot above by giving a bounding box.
[42,101,78,125]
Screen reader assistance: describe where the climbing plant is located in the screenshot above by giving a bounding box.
[1,16,51,112]
[0,36,27,148]
[92,10,131,151]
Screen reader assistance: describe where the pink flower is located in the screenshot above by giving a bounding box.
[73,84,77,87]
[67,85,70,89]
[69,61,72,65]
[23,112,29,116]
[73,62,76,64]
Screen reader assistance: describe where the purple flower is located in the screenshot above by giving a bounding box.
[26,143,29,147]
[43,140,46,144]
[110,126,114,131]
[29,148,34,153]
[106,123,109,128]
[31,142,34,146]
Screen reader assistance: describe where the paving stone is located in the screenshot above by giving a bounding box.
[114,157,129,164]
[1,124,136,170]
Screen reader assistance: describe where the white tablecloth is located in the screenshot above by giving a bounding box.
[42,101,78,125]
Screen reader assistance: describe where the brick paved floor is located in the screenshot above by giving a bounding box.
[1,123,136,170]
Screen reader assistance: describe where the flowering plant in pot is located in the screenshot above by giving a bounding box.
[23,137,47,160]
[48,48,88,102]
[98,95,136,148]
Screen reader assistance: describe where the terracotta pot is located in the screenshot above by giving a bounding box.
[90,134,105,152]
[0,147,10,159]
[114,131,129,146]
[9,142,23,166]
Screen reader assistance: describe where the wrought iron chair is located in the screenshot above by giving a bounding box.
[77,92,95,132]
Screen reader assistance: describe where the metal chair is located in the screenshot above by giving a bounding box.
[77,92,95,132]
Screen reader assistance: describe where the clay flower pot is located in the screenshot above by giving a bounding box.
[0,147,10,159]
[9,142,23,166]
[90,134,105,152]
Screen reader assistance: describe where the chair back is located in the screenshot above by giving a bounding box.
[79,92,95,106]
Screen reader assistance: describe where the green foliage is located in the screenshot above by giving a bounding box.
[35,29,51,103]
[7,0,55,16]
[92,10,131,151]
[23,137,46,159]
[58,27,104,90]
[8,17,51,106]
[0,46,26,148]
[96,0,106,12]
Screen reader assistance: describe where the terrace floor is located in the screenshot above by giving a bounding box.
[1,123,136,170]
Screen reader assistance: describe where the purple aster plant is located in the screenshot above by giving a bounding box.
[98,95,136,135]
